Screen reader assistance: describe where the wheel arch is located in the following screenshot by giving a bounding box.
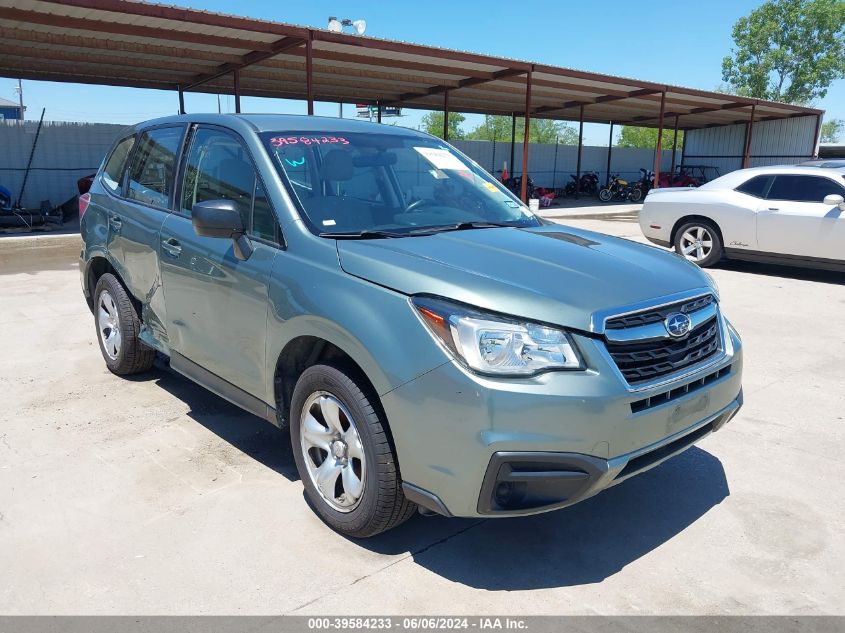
[273,335,387,436]
[670,215,724,248]
[84,254,145,318]
[84,254,118,312]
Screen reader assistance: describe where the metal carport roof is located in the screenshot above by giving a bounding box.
[0,0,822,130]
[0,0,825,199]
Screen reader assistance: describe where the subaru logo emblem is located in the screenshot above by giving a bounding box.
[664,312,692,337]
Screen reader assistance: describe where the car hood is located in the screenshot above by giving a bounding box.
[336,225,714,332]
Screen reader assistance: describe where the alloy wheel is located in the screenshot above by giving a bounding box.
[679,226,714,263]
[97,289,122,360]
[299,391,366,512]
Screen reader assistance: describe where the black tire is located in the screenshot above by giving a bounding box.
[629,187,643,203]
[673,219,723,268]
[598,188,613,202]
[290,364,417,538]
[93,273,155,375]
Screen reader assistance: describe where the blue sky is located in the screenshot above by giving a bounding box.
[3,0,842,145]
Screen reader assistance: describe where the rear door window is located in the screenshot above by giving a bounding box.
[101,135,135,193]
[766,175,845,203]
[127,126,185,210]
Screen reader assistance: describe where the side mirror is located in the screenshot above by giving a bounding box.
[823,194,845,211]
[192,199,253,260]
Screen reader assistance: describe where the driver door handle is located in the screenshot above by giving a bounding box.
[161,238,182,258]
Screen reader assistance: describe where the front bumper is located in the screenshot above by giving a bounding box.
[475,392,740,515]
[644,235,671,248]
[382,324,743,518]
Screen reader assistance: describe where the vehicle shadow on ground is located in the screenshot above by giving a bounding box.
[134,362,728,590]
[359,446,728,590]
[147,364,300,482]
[718,259,845,285]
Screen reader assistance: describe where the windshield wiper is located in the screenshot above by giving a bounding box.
[320,222,517,240]
[408,221,516,235]
[319,230,408,239]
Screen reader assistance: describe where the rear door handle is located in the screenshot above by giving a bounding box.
[161,238,182,258]
[108,214,122,231]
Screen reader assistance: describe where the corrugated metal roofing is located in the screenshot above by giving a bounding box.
[0,0,823,130]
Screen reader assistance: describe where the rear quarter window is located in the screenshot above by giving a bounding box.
[735,175,772,198]
[101,136,135,193]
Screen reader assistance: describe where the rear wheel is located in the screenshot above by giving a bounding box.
[673,220,723,267]
[290,364,417,537]
[93,273,155,375]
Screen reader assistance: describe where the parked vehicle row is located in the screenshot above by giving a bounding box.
[493,164,721,206]
[80,114,743,537]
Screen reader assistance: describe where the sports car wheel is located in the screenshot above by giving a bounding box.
[673,220,723,267]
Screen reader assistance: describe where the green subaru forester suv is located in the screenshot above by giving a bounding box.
[80,114,743,537]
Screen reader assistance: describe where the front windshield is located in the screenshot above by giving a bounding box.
[260,131,540,236]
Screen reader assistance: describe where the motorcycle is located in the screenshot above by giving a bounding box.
[598,174,634,202]
[628,168,654,203]
[563,171,599,197]
[503,175,536,201]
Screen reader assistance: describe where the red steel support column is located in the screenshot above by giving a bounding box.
[443,89,449,141]
[233,69,241,113]
[306,33,314,115]
[519,70,533,203]
[178,86,185,115]
[653,90,666,188]
[670,115,680,176]
[575,104,584,199]
[509,112,516,179]
[742,104,756,168]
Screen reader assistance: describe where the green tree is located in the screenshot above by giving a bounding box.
[616,126,684,150]
[419,111,466,140]
[820,118,844,142]
[465,115,579,144]
[721,0,845,103]
[530,119,580,144]
[465,115,512,142]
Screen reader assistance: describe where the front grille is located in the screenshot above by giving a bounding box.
[605,294,713,330]
[606,316,721,384]
[630,364,732,413]
[614,421,714,480]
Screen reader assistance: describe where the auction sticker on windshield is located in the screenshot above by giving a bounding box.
[413,146,469,171]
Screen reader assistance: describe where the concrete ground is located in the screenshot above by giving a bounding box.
[1,214,843,615]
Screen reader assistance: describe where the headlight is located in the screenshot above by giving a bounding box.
[725,317,741,343]
[411,296,583,376]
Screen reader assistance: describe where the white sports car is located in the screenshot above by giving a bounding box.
[639,165,845,271]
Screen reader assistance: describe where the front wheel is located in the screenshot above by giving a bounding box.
[290,364,417,537]
[628,187,643,203]
[598,188,613,202]
[673,220,723,267]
